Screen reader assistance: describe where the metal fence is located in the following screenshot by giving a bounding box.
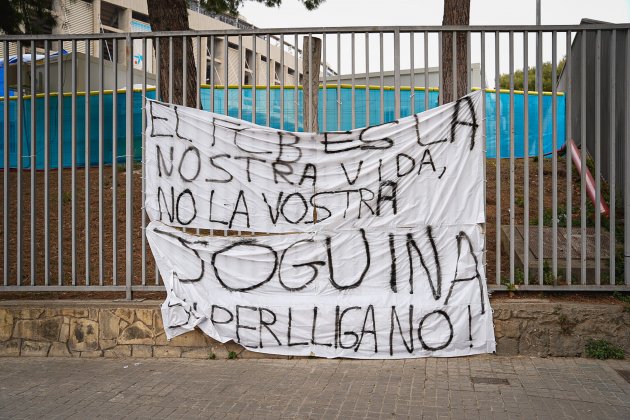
[1,24,629,299]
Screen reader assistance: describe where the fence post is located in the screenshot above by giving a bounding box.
[126,34,134,300]
[302,35,321,132]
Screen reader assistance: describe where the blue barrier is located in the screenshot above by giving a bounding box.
[0,87,564,169]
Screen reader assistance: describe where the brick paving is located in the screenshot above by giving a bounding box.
[0,356,629,419]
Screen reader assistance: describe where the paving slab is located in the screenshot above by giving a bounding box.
[0,356,628,419]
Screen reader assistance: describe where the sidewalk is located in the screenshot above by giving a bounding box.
[0,356,629,419]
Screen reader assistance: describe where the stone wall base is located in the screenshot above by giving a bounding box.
[0,300,628,358]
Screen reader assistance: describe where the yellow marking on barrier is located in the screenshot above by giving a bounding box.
[471,87,565,96]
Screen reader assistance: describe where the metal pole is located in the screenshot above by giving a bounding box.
[57,40,64,285]
[141,37,148,285]
[30,40,36,285]
[394,29,401,120]
[608,30,616,285]
[44,40,50,286]
[594,30,601,285]
[551,31,558,283]
[625,28,630,286]
[537,30,544,285]
[125,34,133,300]
[16,40,23,286]
[495,31,501,285]
[84,39,91,285]
[523,32,530,285]
[565,31,572,284]
[112,38,118,285]
[509,31,515,285]
[99,39,104,285]
[71,39,77,286]
[2,41,8,286]
[580,30,587,285]
[410,32,415,115]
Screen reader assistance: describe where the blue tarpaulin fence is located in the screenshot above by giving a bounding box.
[0,86,565,169]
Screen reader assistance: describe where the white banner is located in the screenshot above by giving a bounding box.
[145,91,496,358]
[145,92,485,233]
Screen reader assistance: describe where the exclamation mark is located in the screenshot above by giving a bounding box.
[468,305,473,348]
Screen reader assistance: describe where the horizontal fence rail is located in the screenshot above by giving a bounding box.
[1,25,629,297]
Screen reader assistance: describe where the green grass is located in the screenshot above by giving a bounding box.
[228,351,237,360]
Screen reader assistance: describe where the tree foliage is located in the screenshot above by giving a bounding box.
[199,0,326,15]
[499,58,566,92]
[0,0,56,35]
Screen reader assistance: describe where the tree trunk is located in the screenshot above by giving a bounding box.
[147,0,197,108]
[302,36,321,132]
[441,0,470,104]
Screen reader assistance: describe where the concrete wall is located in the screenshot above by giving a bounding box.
[0,300,628,359]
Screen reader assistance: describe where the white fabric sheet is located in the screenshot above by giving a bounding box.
[144,90,496,358]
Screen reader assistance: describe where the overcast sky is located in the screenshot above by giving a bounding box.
[240,0,630,28]
[237,0,629,87]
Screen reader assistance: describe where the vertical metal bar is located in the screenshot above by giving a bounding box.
[71,39,77,286]
[209,36,214,113]
[141,37,147,286]
[308,33,313,132]
[337,32,342,130]
[266,35,271,127]
[351,32,356,128]
[99,39,104,285]
[509,31,515,285]
[294,34,298,130]
[424,31,429,110]
[125,34,133,300]
[608,30,616,285]
[594,30,601,285]
[183,36,188,107]
[30,40,36,285]
[365,33,369,126]
[237,35,242,119]
[452,30,457,102]
[155,36,162,285]
[16,40,23,285]
[466,31,471,93]
[379,32,384,124]
[84,39,91,285]
[2,41,8,286]
[481,31,487,282]
[580,30,587,285]
[57,40,64,285]
[196,35,201,110]
[537,29,544,285]
[394,29,401,120]
[551,32,558,283]
[625,28,630,286]
[523,32,530,285]
[223,35,230,115]
[321,34,325,131]
[251,35,256,124]
[494,31,501,285]
[169,37,174,103]
[565,31,572,284]
[281,34,285,130]
[112,38,118,285]
[44,40,50,286]
[438,32,443,106]
[410,32,415,115]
